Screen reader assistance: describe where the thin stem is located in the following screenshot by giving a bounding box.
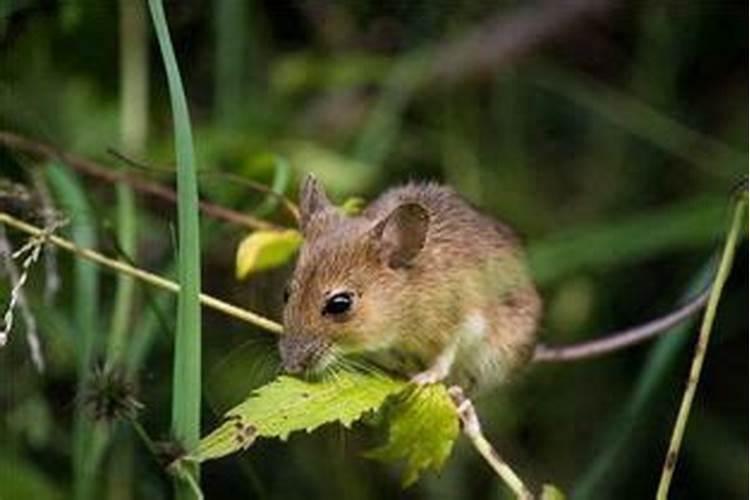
[106,148,300,222]
[0,212,283,335]
[655,192,746,499]
[129,419,161,460]
[533,283,712,363]
[449,387,533,499]
[0,130,279,231]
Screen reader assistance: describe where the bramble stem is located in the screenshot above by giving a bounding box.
[0,212,283,335]
[449,387,533,499]
[655,191,746,499]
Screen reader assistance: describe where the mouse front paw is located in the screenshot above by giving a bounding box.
[410,365,449,385]
[410,344,456,385]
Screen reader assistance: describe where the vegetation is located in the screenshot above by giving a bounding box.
[0,1,746,499]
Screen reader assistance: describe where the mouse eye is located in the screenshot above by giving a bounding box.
[322,292,354,316]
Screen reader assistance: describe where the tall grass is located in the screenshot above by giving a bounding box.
[44,162,102,500]
[147,1,203,498]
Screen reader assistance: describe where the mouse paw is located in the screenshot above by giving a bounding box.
[410,366,448,385]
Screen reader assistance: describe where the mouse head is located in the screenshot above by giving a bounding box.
[279,175,429,375]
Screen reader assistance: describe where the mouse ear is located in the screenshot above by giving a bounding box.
[372,202,429,268]
[299,174,333,233]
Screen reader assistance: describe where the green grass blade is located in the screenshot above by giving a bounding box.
[45,161,101,500]
[529,195,726,285]
[529,68,744,177]
[352,52,429,170]
[213,0,253,129]
[45,162,99,372]
[147,1,203,497]
[108,0,147,369]
[106,180,137,366]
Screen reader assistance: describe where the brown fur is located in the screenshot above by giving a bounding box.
[280,176,541,390]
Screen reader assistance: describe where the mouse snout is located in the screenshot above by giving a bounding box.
[278,334,329,374]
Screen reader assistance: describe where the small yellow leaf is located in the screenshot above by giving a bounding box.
[235,229,303,279]
[338,197,366,216]
[541,484,566,500]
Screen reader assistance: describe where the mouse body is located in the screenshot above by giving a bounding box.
[279,175,541,391]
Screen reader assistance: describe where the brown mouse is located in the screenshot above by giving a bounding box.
[279,174,541,390]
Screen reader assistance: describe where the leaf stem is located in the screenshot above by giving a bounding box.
[0,211,283,335]
[655,191,747,499]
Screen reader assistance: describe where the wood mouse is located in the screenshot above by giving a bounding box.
[279,174,541,390]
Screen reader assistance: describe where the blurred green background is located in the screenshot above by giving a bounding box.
[0,1,747,499]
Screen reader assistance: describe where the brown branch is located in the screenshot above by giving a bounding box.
[533,284,712,363]
[106,148,300,222]
[0,130,280,231]
[430,0,616,84]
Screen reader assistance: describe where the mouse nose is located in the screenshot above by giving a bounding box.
[279,334,324,374]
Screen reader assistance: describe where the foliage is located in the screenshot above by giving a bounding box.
[0,1,746,499]
[193,370,461,488]
[235,229,303,279]
[365,384,459,487]
[147,1,203,498]
[195,370,403,461]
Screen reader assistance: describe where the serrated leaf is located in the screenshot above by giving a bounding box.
[365,384,460,487]
[193,371,405,462]
[235,229,303,279]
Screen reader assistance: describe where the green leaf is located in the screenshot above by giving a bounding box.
[338,196,366,216]
[365,384,460,487]
[281,140,375,194]
[235,229,303,279]
[193,371,405,462]
[541,484,567,500]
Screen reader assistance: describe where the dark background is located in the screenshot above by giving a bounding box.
[0,1,747,499]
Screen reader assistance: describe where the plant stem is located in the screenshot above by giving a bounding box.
[0,130,278,231]
[533,282,711,362]
[449,387,533,499]
[0,212,283,335]
[655,191,747,499]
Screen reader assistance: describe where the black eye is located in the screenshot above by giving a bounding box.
[322,292,353,316]
[282,285,291,304]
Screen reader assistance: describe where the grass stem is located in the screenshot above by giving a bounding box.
[655,191,747,499]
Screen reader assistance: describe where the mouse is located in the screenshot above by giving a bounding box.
[279,174,541,391]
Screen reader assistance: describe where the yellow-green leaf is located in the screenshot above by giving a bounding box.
[235,229,303,279]
[541,484,566,500]
[193,371,406,463]
[338,196,366,216]
[365,384,460,487]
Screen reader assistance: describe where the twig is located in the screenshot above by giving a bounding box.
[107,147,301,222]
[448,386,533,499]
[533,283,712,363]
[0,130,279,231]
[655,192,746,499]
[430,0,614,84]
[0,211,283,335]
